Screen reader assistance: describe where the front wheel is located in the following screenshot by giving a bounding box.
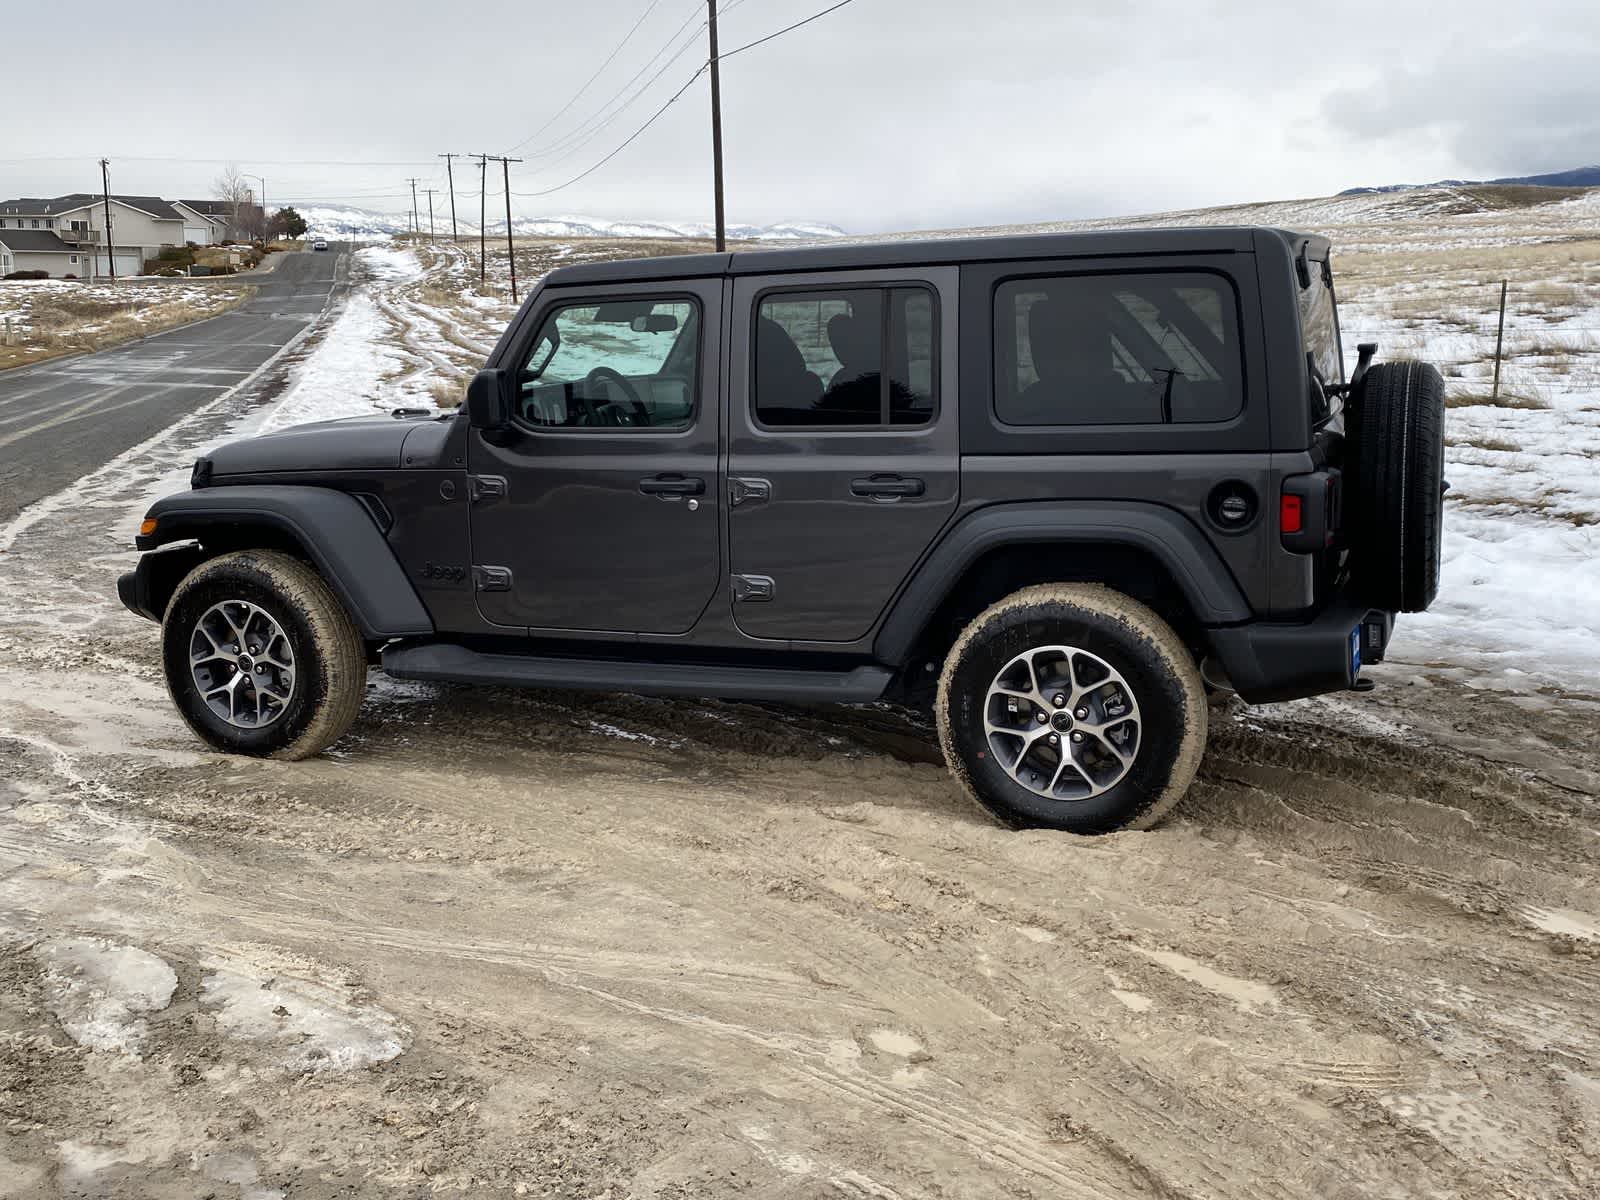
[936,584,1207,834]
[161,550,368,759]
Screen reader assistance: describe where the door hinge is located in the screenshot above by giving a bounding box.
[731,573,775,602]
[473,565,513,592]
[468,474,508,503]
[729,476,771,508]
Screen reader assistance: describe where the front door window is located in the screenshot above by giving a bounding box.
[517,299,699,430]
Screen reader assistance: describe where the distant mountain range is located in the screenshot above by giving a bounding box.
[1340,164,1600,195]
[295,204,844,242]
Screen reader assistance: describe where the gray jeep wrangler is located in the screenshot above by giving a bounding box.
[119,228,1445,834]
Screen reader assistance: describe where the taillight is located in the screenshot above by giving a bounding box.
[1281,470,1340,552]
[1280,494,1303,535]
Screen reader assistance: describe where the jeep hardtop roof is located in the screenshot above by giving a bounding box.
[542,226,1328,286]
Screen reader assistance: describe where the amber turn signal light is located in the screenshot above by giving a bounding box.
[139,517,158,537]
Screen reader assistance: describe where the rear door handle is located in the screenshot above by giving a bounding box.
[639,474,706,497]
[850,474,925,499]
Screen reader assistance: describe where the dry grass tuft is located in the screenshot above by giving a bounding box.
[428,378,465,408]
[1445,389,1550,410]
[1448,434,1522,453]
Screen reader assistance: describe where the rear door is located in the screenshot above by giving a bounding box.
[726,267,959,642]
[467,280,722,633]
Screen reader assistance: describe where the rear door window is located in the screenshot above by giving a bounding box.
[994,272,1244,425]
[754,287,935,428]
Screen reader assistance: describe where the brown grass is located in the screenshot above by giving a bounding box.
[427,378,465,409]
[1448,434,1522,453]
[1445,389,1550,410]
[0,286,253,370]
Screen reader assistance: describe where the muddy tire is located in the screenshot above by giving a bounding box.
[936,584,1207,834]
[161,550,367,759]
[1346,361,1446,613]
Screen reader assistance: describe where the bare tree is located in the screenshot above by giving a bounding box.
[212,164,254,239]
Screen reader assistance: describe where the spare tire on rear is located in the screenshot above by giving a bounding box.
[1344,360,1446,613]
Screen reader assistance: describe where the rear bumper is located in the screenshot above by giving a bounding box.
[1206,605,1392,705]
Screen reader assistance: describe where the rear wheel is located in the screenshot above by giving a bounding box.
[161,550,367,759]
[1345,361,1446,612]
[936,584,1207,833]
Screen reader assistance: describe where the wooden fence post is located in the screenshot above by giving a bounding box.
[1491,279,1508,400]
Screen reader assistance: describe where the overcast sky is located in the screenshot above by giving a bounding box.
[2,0,1595,233]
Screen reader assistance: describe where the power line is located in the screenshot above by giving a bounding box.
[515,5,710,162]
[717,0,854,60]
[513,64,708,198]
[511,0,857,203]
[0,154,445,167]
[505,0,673,154]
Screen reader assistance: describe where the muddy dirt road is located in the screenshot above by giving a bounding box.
[2,272,1599,1200]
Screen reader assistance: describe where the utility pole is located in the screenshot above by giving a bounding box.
[491,156,523,302]
[406,178,421,235]
[244,173,268,241]
[439,153,460,242]
[99,158,116,280]
[706,0,726,252]
[424,189,437,243]
[477,154,488,285]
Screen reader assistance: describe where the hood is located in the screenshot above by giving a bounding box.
[200,411,441,479]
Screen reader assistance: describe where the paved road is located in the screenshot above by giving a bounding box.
[0,246,347,522]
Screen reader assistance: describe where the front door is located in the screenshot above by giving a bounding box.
[727,267,960,642]
[468,281,722,634]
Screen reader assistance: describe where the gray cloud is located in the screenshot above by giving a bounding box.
[1,0,1595,232]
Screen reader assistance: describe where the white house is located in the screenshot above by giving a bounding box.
[0,194,190,278]
[174,199,243,244]
[0,229,95,278]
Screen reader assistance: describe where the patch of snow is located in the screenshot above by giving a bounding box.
[586,721,679,747]
[57,1139,147,1181]
[35,937,177,1056]
[255,292,412,431]
[200,960,407,1072]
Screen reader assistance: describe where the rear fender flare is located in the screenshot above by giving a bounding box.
[874,501,1252,665]
[137,485,433,639]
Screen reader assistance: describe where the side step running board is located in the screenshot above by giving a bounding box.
[381,643,893,704]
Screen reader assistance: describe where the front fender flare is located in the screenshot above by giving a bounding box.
[874,500,1252,665]
[136,485,433,639]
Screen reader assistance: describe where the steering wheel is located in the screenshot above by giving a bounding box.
[584,367,648,425]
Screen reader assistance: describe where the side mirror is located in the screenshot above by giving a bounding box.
[466,368,512,432]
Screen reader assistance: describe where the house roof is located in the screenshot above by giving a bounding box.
[178,199,234,218]
[0,194,185,221]
[0,229,76,253]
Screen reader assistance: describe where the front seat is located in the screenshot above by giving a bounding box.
[757,317,822,422]
[1014,296,1129,423]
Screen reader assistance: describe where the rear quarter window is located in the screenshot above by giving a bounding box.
[1299,264,1344,386]
[994,271,1244,426]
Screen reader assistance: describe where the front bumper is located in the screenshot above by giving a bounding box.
[116,544,208,624]
[1206,605,1392,705]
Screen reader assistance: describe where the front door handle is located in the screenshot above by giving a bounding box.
[639,474,706,497]
[850,474,925,499]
